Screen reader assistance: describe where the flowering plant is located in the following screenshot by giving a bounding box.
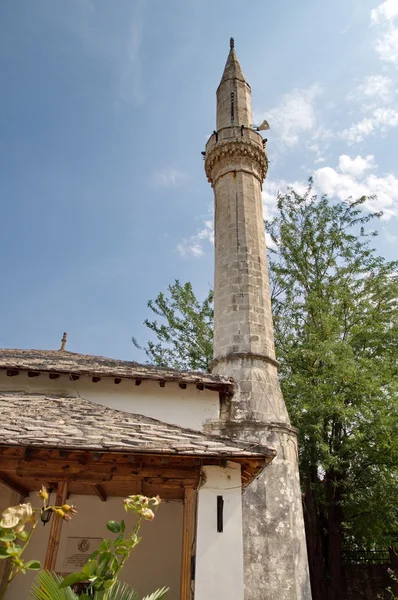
[59,495,163,599]
[0,486,77,600]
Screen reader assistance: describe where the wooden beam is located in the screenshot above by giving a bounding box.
[70,374,80,381]
[28,371,40,378]
[0,473,29,498]
[135,379,142,386]
[44,481,68,571]
[159,381,166,388]
[0,458,201,484]
[196,383,204,391]
[179,383,187,390]
[180,487,196,600]
[114,378,122,385]
[6,369,19,377]
[93,484,107,502]
[49,373,60,379]
[92,377,101,383]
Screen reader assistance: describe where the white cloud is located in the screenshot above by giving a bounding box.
[314,156,398,218]
[152,168,189,188]
[256,84,322,148]
[371,1,398,64]
[338,154,376,177]
[371,0,398,24]
[341,107,398,143]
[348,75,393,103]
[177,220,214,258]
[375,29,398,63]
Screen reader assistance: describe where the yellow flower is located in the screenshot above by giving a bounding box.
[61,504,78,516]
[37,486,49,502]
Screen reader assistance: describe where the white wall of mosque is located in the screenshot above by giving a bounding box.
[0,370,220,430]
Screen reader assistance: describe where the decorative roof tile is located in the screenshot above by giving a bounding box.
[0,392,275,460]
[0,349,234,392]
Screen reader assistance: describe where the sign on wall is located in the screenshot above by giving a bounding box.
[63,537,102,572]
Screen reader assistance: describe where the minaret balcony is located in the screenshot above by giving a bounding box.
[205,125,264,153]
[204,126,268,186]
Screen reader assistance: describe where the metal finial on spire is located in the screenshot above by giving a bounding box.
[59,332,67,351]
[230,37,235,50]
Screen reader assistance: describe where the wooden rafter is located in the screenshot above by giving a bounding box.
[93,484,107,502]
[0,472,29,498]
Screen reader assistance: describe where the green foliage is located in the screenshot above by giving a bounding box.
[0,489,77,600]
[30,572,168,600]
[133,280,213,372]
[59,495,163,599]
[29,571,78,600]
[266,181,398,549]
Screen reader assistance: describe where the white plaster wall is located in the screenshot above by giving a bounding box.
[0,370,219,431]
[195,462,244,600]
[4,493,183,600]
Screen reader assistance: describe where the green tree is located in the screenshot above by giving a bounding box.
[266,182,398,600]
[135,184,398,600]
[132,281,213,372]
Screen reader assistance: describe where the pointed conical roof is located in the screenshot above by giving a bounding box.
[219,38,247,86]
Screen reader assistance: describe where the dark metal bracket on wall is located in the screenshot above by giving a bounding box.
[217,495,224,533]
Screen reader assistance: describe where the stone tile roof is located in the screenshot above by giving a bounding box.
[0,392,275,460]
[0,349,233,392]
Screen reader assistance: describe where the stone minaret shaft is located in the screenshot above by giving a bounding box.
[205,40,312,600]
[205,39,288,424]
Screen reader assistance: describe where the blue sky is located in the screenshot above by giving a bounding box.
[1,0,397,361]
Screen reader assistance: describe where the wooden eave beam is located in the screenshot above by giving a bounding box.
[6,369,19,377]
[0,472,29,498]
[93,484,107,502]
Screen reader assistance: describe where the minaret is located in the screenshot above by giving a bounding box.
[205,40,312,600]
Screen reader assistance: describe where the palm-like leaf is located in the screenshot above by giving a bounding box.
[29,573,168,600]
[141,587,169,600]
[106,581,168,600]
[29,571,78,600]
[105,581,138,600]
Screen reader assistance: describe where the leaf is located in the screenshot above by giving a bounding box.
[0,532,16,542]
[99,539,112,551]
[59,572,87,588]
[107,520,121,534]
[142,587,169,600]
[104,580,139,600]
[29,571,78,599]
[24,560,41,570]
[81,559,97,577]
[120,520,126,533]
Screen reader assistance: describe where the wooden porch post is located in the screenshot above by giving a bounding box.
[44,481,68,571]
[180,487,196,600]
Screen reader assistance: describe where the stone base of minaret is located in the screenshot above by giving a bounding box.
[207,358,312,600]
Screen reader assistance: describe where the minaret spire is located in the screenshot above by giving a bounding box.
[204,41,312,600]
[217,40,251,129]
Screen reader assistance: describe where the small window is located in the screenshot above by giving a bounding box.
[231,92,234,122]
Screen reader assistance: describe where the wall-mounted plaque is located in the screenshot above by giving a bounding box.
[63,537,102,572]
